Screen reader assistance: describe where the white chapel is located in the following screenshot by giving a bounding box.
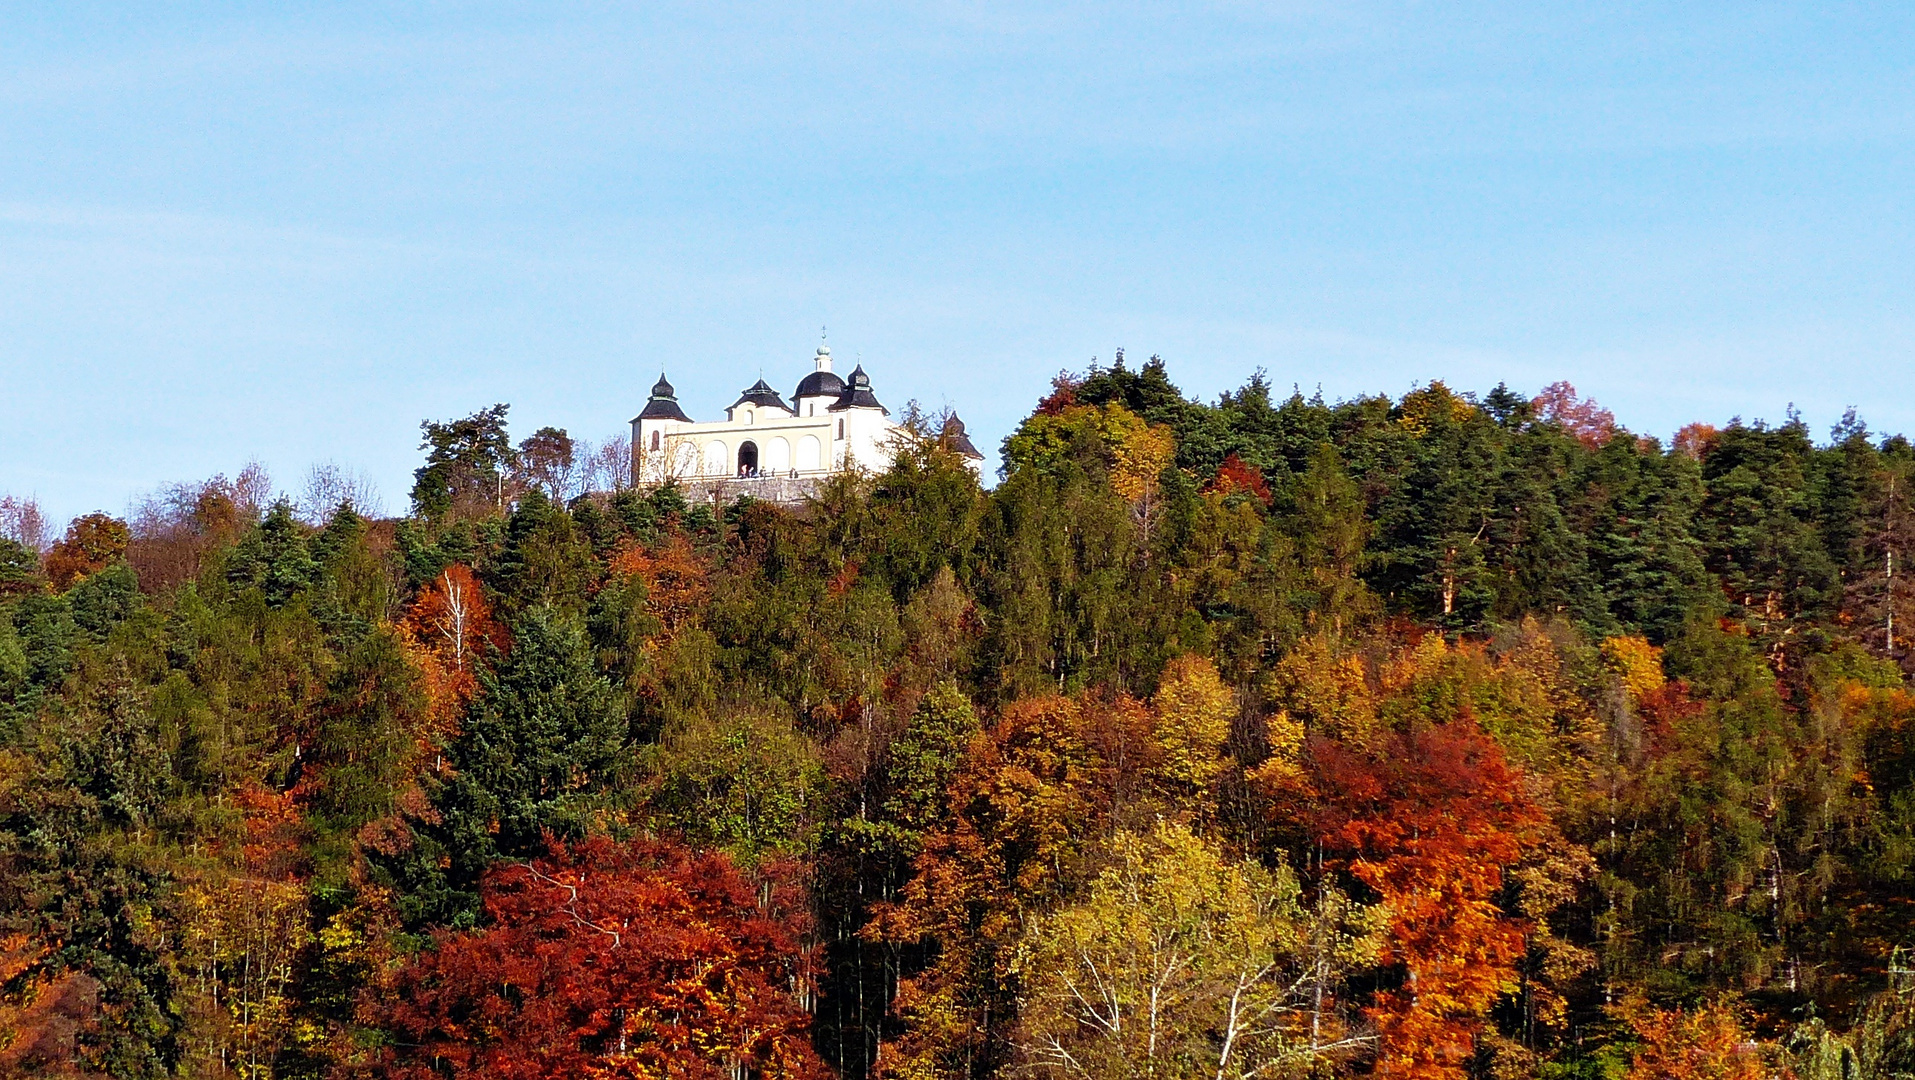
[629,344,984,498]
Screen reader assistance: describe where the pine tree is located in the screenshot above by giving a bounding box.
[410,604,622,926]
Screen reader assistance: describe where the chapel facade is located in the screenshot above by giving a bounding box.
[629,344,983,501]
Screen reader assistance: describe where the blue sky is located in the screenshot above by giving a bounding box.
[2,3,1911,526]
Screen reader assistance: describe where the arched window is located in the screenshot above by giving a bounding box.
[737,441,759,477]
[649,430,660,451]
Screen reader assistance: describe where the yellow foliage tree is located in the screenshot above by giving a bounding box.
[179,876,312,1078]
[1106,409,1176,505]
[1601,635,1666,705]
[1013,820,1380,1080]
[1152,654,1234,791]
[1002,401,1176,524]
[1395,381,1478,438]
[1266,636,1379,746]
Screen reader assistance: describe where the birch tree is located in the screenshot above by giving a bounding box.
[1012,821,1380,1080]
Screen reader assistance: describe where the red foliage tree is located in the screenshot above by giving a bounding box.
[374,835,827,1080]
[1034,371,1080,416]
[1207,453,1273,504]
[1301,721,1548,1079]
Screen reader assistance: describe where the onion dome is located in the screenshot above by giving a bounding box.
[793,344,846,401]
[730,377,793,414]
[942,414,984,460]
[827,364,887,413]
[634,372,693,423]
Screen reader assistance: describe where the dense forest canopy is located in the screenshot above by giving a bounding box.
[5,357,1915,1079]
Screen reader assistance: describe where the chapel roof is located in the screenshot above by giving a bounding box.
[730,377,793,414]
[942,414,984,460]
[795,347,846,401]
[633,372,693,423]
[827,364,887,414]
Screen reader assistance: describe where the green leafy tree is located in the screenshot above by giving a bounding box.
[643,709,824,862]
[816,682,981,1077]
[1577,433,1718,640]
[1284,442,1377,633]
[0,537,41,596]
[1695,419,1840,642]
[0,668,182,1077]
[67,560,139,641]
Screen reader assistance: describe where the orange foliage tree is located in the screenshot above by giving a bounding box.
[607,536,710,648]
[43,513,131,591]
[1618,997,1769,1080]
[878,690,1158,1079]
[1207,452,1273,505]
[1298,721,1549,1079]
[397,564,507,741]
[1671,421,1718,459]
[375,835,827,1080]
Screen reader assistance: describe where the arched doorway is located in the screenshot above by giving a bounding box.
[737,440,759,477]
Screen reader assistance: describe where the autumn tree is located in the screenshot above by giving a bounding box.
[1208,453,1273,504]
[1531,381,1618,450]
[43,513,131,591]
[1012,821,1379,1080]
[398,563,507,738]
[1288,721,1550,1079]
[296,461,383,524]
[124,469,263,591]
[515,425,579,502]
[1151,653,1234,793]
[879,686,1181,1078]
[1617,997,1770,1080]
[178,876,310,1077]
[0,494,49,553]
[607,534,709,648]
[375,835,828,1080]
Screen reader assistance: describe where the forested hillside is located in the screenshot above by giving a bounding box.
[7,357,1915,1079]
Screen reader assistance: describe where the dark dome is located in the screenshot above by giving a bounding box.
[731,377,792,413]
[827,364,887,414]
[943,414,983,459]
[794,369,846,401]
[634,371,692,423]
